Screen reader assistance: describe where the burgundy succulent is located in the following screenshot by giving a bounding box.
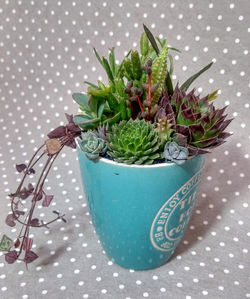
[155,93,176,127]
[156,86,233,155]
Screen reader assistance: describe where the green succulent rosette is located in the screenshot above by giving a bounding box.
[106,119,162,165]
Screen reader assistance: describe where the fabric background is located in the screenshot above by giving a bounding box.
[0,0,249,298]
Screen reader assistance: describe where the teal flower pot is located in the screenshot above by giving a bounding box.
[77,144,205,270]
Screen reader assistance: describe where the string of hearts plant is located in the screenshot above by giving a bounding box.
[0,24,233,267]
[0,114,81,266]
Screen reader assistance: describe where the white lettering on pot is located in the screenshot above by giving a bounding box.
[150,169,203,252]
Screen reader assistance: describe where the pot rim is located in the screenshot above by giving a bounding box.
[76,137,196,168]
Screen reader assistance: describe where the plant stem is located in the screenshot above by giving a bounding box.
[135,95,144,113]
[10,144,46,224]
[148,74,152,103]
[16,144,45,195]
[17,155,53,258]
[28,151,46,171]
[148,74,152,120]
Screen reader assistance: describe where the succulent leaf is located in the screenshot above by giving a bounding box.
[87,86,110,98]
[166,72,174,95]
[151,45,168,105]
[131,50,142,80]
[140,32,149,56]
[124,58,134,80]
[180,62,213,92]
[72,93,89,107]
[97,101,105,118]
[109,47,116,76]
[102,57,114,83]
[168,47,181,53]
[93,47,104,67]
[84,81,99,89]
[143,24,160,55]
[208,89,219,101]
[156,36,167,48]
[73,115,100,130]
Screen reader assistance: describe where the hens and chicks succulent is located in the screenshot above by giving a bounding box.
[77,25,232,165]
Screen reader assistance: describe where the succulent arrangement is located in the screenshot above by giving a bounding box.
[76,24,232,165]
[1,25,232,267]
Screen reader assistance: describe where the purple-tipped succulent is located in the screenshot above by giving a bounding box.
[155,92,176,126]
[158,86,233,155]
[95,124,109,141]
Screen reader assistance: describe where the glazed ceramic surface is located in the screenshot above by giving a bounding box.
[77,144,205,270]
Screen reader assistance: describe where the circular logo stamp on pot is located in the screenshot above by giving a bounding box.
[150,169,203,252]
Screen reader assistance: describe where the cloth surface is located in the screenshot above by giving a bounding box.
[0,0,250,298]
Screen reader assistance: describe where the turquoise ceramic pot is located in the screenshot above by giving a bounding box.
[77,145,205,270]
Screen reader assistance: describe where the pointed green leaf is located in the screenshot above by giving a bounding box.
[180,62,213,92]
[73,114,99,125]
[93,47,104,67]
[119,101,127,120]
[156,37,166,48]
[88,96,98,114]
[106,94,120,112]
[87,87,110,98]
[114,78,126,97]
[123,58,134,80]
[97,101,105,118]
[97,80,106,90]
[78,123,98,130]
[84,81,99,89]
[72,93,89,107]
[140,32,149,56]
[143,24,160,55]
[109,47,116,76]
[208,89,219,101]
[168,53,174,76]
[131,50,142,80]
[117,60,124,77]
[102,57,114,82]
[117,50,132,77]
[80,107,92,117]
[166,72,174,95]
[125,50,132,57]
[168,47,181,53]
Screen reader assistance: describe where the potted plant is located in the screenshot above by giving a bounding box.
[1,25,232,270]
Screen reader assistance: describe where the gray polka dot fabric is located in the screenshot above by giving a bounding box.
[0,0,250,298]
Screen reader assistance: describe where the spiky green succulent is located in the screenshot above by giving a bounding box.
[151,45,168,105]
[106,119,162,165]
